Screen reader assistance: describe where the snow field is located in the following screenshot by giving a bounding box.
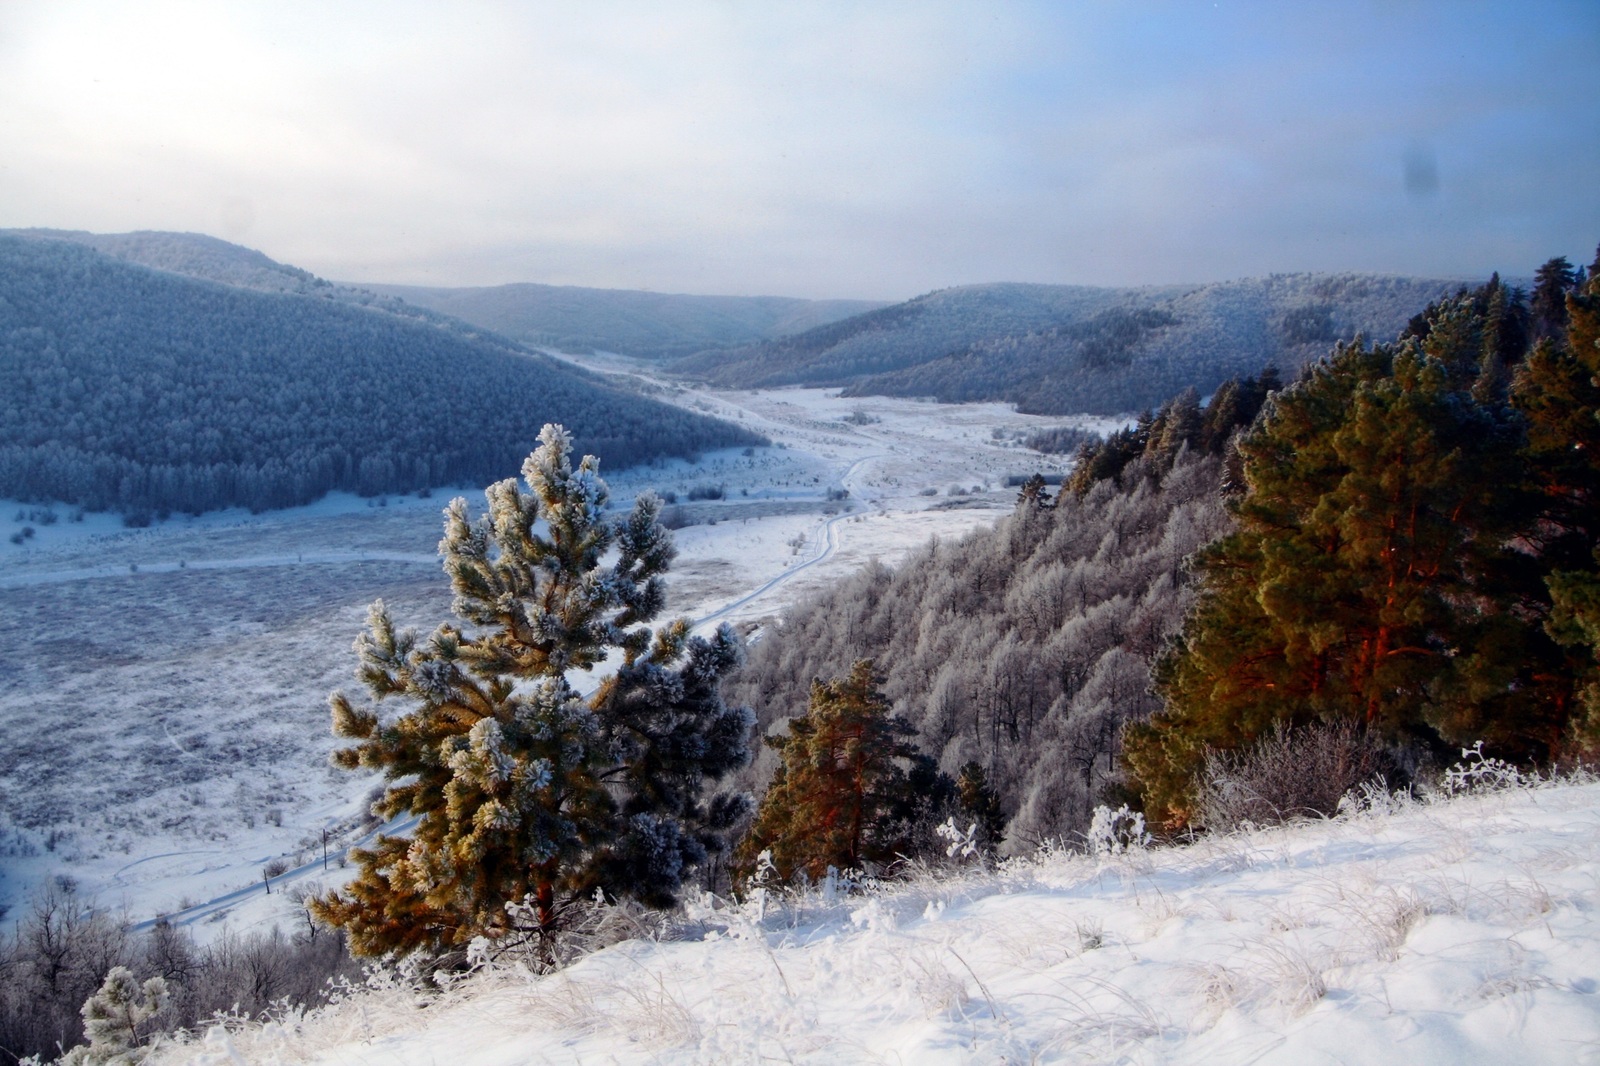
[157,781,1600,1065]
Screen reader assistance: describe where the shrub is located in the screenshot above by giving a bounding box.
[1195,720,1391,831]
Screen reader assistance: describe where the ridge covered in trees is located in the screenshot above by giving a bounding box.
[726,248,1598,849]
[365,280,886,361]
[673,273,1458,415]
[0,235,764,516]
[723,382,1265,848]
[1127,255,1600,827]
[1,228,541,351]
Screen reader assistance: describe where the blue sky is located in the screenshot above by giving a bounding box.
[0,1,1594,299]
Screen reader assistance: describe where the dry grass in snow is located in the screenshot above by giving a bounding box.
[146,780,1600,1065]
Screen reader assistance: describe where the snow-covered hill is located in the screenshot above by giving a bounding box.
[151,780,1600,1065]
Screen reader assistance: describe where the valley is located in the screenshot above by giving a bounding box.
[0,367,1115,939]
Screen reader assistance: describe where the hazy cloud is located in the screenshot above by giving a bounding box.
[0,1,1594,299]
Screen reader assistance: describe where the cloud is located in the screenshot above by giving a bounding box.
[0,1,1595,298]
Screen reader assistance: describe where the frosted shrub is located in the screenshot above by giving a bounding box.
[1087,804,1150,857]
[818,865,874,903]
[1335,776,1409,818]
[1442,742,1529,795]
[1196,720,1390,831]
[488,888,673,973]
[936,817,981,861]
[742,849,781,919]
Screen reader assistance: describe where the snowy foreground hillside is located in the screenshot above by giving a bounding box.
[150,781,1600,1065]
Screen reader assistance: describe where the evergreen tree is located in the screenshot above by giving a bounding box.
[1548,552,1600,742]
[1531,256,1577,342]
[1198,379,1242,455]
[310,424,752,959]
[61,967,168,1066]
[1015,473,1053,510]
[1146,387,1201,458]
[736,660,951,884]
[955,761,1007,849]
[1067,372,1277,500]
[1127,323,1537,828]
[1517,264,1600,745]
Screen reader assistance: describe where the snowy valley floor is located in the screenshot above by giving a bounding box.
[155,781,1600,1065]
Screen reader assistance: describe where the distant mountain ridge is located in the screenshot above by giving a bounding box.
[363,281,886,360]
[0,233,763,516]
[674,273,1467,414]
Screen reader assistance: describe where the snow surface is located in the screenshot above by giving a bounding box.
[0,367,1116,939]
[149,780,1600,1065]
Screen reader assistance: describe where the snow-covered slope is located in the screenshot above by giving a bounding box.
[153,781,1600,1065]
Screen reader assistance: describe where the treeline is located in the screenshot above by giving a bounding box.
[841,305,1185,412]
[723,380,1268,848]
[675,283,1142,388]
[365,280,884,360]
[0,235,764,517]
[6,229,576,355]
[676,273,1452,415]
[1019,424,1102,455]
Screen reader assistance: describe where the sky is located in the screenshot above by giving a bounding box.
[0,2,1595,301]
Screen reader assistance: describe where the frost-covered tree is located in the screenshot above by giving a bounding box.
[310,424,752,959]
[60,966,168,1066]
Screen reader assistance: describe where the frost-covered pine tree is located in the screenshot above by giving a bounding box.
[310,424,752,959]
[61,966,168,1065]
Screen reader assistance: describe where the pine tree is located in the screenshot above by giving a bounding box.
[1517,264,1600,746]
[1147,387,1201,458]
[1015,473,1053,510]
[1547,552,1600,741]
[310,424,752,958]
[736,660,951,884]
[1531,255,1577,342]
[1198,378,1242,455]
[955,761,1006,849]
[61,967,168,1066]
[1127,320,1538,828]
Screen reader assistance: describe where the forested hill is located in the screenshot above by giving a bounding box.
[0,234,764,517]
[726,442,1230,852]
[4,228,327,295]
[363,280,886,360]
[674,273,1459,414]
[2,228,521,346]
